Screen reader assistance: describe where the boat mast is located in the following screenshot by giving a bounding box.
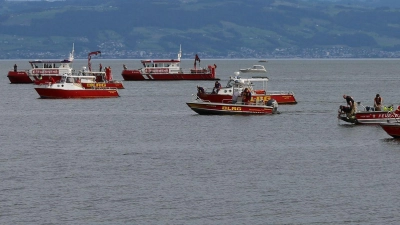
[69,43,75,61]
[178,44,182,61]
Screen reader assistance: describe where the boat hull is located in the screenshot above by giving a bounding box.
[339,111,400,124]
[197,93,297,105]
[35,87,119,99]
[7,71,33,83]
[122,70,219,81]
[186,102,276,115]
[380,123,400,138]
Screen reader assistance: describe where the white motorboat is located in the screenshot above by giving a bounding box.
[239,65,267,73]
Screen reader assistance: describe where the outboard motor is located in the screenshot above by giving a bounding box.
[266,99,278,113]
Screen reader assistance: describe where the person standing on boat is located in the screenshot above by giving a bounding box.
[99,63,103,72]
[374,94,383,111]
[14,64,17,72]
[242,88,252,104]
[343,94,356,114]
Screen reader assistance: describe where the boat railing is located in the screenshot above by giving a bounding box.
[181,68,209,74]
[87,85,118,90]
[264,90,295,95]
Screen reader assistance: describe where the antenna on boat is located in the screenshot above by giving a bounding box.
[178,44,182,61]
[69,43,75,61]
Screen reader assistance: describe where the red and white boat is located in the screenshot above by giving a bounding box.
[121,46,219,81]
[8,45,75,84]
[186,97,278,115]
[338,103,400,124]
[380,123,400,138]
[32,50,124,89]
[34,75,119,99]
[196,73,297,105]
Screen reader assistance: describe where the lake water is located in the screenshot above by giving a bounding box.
[1,59,400,224]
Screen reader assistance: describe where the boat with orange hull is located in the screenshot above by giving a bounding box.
[7,45,75,84]
[34,75,119,99]
[380,123,400,138]
[338,103,400,124]
[197,73,297,105]
[121,46,219,81]
[186,97,278,115]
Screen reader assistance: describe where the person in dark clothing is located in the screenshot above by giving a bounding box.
[197,86,205,94]
[343,95,354,108]
[14,64,17,72]
[374,94,383,111]
[212,81,221,94]
[343,94,356,114]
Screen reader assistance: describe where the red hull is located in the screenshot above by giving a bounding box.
[339,111,400,124]
[122,70,219,81]
[7,71,33,83]
[380,123,400,138]
[35,88,119,99]
[186,102,276,115]
[197,93,297,105]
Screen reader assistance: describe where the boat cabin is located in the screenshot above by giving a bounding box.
[141,59,180,68]
[140,59,182,74]
[220,75,269,94]
[29,59,72,69]
[59,75,96,84]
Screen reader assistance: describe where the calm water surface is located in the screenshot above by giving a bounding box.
[1,59,400,224]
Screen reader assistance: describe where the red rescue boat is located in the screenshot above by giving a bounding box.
[121,45,219,81]
[8,44,75,84]
[34,75,119,99]
[33,50,124,89]
[196,73,297,105]
[338,103,400,124]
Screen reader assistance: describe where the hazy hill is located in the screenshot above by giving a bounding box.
[1,0,400,58]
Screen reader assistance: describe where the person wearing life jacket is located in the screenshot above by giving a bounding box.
[242,88,252,105]
[374,94,383,111]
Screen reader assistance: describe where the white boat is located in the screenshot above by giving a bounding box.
[197,72,297,104]
[239,65,267,73]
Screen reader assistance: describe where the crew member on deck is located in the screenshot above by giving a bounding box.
[343,94,356,114]
[123,64,127,70]
[374,94,383,111]
[14,64,17,72]
[242,88,252,105]
[213,81,221,94]
[197,86,205,94]
[99,63,103,72]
